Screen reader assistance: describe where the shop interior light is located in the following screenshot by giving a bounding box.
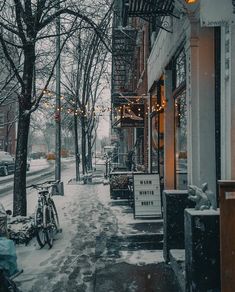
[185,0,197,3]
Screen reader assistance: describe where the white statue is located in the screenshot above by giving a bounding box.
[188,183,217,211]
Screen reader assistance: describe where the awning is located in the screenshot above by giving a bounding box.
[112,103,144,128]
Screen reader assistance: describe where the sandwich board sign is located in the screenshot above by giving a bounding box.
[133,173,161,218]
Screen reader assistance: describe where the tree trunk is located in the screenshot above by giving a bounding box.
[87,133,92,171]
[13,42,35,216]
[4,136,9,152]
[74,113,80,181]
[81,117,87,174]
[13,110,30,216]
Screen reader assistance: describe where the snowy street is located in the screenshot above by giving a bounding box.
[7,162,181,292]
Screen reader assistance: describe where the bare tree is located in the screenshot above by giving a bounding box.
[0,0,111,216]
[61,20,111,179]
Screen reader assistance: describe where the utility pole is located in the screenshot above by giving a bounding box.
[55,1,61,181]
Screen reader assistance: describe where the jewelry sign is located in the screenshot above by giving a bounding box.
[133,174,161,218]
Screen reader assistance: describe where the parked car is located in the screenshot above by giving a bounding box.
[0,151,15,176]
[30,152,46,159]
[0,151,30,176]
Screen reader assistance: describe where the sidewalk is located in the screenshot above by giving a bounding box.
[14,164,180,292]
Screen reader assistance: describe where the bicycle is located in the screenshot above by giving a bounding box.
[27,180,61,248]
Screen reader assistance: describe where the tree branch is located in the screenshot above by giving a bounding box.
[0,33,24,88]
[39,8,111,53]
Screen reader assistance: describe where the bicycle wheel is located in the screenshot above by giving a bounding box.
[50,199,60,232]
[34,207,46,248]
[44,205,53,248]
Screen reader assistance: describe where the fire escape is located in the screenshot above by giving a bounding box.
[122,0,176,27]
[111,0,176,168]
[111,0,176,128]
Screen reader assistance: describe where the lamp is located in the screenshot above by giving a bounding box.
[185,0,197,3]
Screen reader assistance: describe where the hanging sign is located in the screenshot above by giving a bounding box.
[200,0,235,26]
[133,174,161,218]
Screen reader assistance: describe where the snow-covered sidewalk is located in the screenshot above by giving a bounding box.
[13,163,180,292]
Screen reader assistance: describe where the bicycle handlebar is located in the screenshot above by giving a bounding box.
[26,180,60,189]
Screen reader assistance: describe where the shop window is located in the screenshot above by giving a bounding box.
[175,90,187,189]
[151,110,159,173]
[150,80,165,179]
[172,48,187,189]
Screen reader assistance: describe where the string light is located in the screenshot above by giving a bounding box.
[41,89,155,119]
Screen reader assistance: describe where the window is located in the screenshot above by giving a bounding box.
[150,80,165,178]
[173,49,187,189]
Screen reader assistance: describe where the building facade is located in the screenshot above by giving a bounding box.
[111,0,235,199]
[111,1,235,289]
[111,1,149,170]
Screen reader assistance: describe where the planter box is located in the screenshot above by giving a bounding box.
[184,209,220,292]
[109,171,133,199]
[163,190,194,262]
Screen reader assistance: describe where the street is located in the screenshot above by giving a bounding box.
[2,162,180,292]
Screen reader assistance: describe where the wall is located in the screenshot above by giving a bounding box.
[186,23,216,194]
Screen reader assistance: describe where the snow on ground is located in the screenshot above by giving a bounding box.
[28,159,50,171]
[2,162,165,291]
[97,185,162,236]
[118,250,164,266]
[29,157,75,172]
[93,158,106,165]
[14,166,90,291]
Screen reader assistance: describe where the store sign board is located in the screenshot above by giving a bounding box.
[133,174,161,218]
[200,0,235,26]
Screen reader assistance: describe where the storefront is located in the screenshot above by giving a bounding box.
[148,3,216,193]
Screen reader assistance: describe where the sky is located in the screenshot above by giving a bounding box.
[97,114,110,138]
[96,87,111,139]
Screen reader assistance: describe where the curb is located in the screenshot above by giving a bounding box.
[0,165,52,185]
[0,159,75,196]
[0,168,55,196]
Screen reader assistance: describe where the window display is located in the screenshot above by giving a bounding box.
[173,49,187,189]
